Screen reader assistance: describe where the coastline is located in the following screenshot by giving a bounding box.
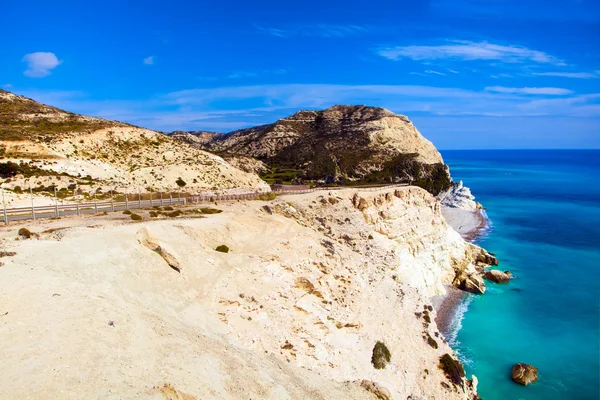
[441,206,488,242]
[435,207,489,340]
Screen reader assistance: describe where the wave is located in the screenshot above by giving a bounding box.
[473,209,493,244]
[446,294,475,366]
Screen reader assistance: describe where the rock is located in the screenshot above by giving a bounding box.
[137,228,181,272]
[454,272,486,294]
[157,245,181,273]
[484,269,511,284]
[474,248,498,266]
[438,181,478,210]
[360,380,392,400]
[137,227,159,251]
[511,363,538,385]
[154,383,197,400]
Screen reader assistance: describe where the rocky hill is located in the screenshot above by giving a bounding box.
[0,90,268,200]
[181,105,451,194]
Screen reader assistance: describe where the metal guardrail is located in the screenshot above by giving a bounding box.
[1,184,408,224]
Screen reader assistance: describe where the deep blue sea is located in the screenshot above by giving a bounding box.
[441,150,600,400]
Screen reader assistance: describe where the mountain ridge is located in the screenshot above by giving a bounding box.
[173,104,451,194]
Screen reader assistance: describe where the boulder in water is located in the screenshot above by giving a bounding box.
[484,269,511,283]
[511,363,538,385]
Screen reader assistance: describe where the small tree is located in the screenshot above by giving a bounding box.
[176,177,186,187]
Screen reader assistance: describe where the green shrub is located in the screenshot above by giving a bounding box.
[123,210,132,215]
[257,192,278,201]
[215,245,230,253]
[439,354,465,384]
[163,206,174,211]
[18,227,31,238]
[176,177,186,187]
[199,207,223,214]
[371,341,391,369]
[130,214,143,221]
[426,333,438,349]
[149,211,158,218]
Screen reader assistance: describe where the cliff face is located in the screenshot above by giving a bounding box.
[0,187,486,399]
[0,90,268,193]
[175,105,451,194]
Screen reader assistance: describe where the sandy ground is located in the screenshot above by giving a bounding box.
[441,206,487,242]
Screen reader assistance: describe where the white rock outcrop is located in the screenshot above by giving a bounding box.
[0,187,487,399]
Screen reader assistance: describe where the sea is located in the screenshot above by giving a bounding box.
[441,149,600,400]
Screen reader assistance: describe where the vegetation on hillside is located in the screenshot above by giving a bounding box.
[0,91,119,141]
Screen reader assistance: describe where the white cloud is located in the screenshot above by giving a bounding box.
[531,71,598,79]
[229,71,258,79]
[256,24,368,38]
[378,41,564,65]
[485,86,573,95]
[143,56,155,65]
[490,73,513,79]
[2,83,13,89]
[228,69,287,79]
[22,52,62,78]
[16,84,600,134]
[424,70,446,76]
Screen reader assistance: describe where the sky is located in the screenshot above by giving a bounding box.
[2,0,599,149]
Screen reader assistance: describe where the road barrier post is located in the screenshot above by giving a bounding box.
[169,192,172,205]
[94,190,98,213]
[76,202,80,216]
[138,190,141,208]
[2,187,7,225]
[150,192,153,207]
[110,190,115,212]
[125,190,128,210]
[54,187,58,217]
[178,192,181,204]
[184,192,187,205]
[30,186,35,221]
[160,192,163,206]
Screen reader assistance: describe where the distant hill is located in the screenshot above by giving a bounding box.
[172,105,451,194]
[0,90,268,194]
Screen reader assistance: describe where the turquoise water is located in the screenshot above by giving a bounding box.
[442,150,600,400]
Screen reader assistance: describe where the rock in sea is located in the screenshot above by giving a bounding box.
[511,363,538,385]
[484,269,512,283]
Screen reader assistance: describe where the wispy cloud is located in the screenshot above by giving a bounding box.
[15,84,599,134]
[531,71,599,79]
[485,86,574,95]
[143,56,155,65]
[2,83,13,89]
[255,24,368,38]
[22,52,62,78]
[424,70,446,76]
[378,41,564,65]
[490,73,513,79]
[228,69,287,79]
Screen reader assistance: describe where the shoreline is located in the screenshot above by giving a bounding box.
[441,206,488,242]
[432,285,468,340]
[435,207,490,340]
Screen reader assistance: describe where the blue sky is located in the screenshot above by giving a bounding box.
[2,0,599,149]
